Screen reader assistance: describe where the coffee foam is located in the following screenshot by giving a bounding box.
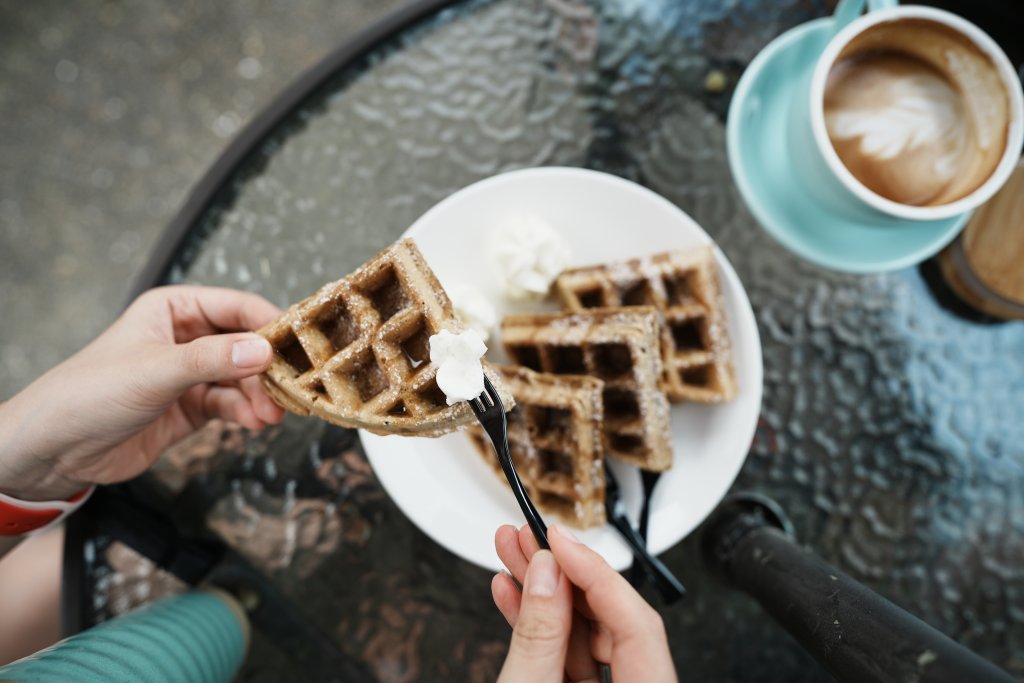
[822,19,1010,207]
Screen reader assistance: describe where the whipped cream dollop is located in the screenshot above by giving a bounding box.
[429,328,486,405]
[491,214,570,300]
[449,283,497,343]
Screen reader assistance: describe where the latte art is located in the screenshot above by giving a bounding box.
[825,53,971,204]
[821,18,1011,207]
[826,68,966,165]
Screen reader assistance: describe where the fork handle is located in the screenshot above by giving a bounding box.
[609,513,685,604]
[495,451,550,549]
[628,470,662,586]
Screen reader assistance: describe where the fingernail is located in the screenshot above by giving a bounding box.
[232,338,271,368]
[526,550,559,597]
[500,569,522,592]
[497,573,524,593]
[552,524,580,543]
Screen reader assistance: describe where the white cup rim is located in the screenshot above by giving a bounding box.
[809,5,1024,221]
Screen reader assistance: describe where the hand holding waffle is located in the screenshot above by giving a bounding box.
[0,286,284,502]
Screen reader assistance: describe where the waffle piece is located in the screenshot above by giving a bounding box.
[554,245,738,403]
[258,239,512,437]
[467,366,606,528]
[501,308,672,471]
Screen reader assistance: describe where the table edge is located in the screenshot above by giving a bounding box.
[127,0,461,300]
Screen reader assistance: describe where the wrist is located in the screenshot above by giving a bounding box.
[0,394,90,502]
[0,473,89,503]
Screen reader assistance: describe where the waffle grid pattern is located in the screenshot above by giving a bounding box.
[259,239,506,436]
[468,366,606,528]
[555,245,738,403]
[468,368,602,528]
[501,308,672,471]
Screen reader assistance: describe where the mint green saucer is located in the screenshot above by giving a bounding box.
[726,18,969,274]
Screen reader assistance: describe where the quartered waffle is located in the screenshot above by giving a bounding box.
[501,307,672,471]
[258,239,512,437]
[554,245,738,403]
[467,365,606,529]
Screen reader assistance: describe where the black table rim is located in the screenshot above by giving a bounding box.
[127,0,460,301]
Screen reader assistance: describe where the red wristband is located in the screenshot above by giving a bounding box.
[0,487,94,536]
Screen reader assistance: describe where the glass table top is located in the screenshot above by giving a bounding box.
[92,0,1024,680]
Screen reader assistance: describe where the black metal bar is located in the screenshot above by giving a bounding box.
[79,480,227,585]
[702,495,1016,683]
[61,478,225,636]
[59,508,93,637]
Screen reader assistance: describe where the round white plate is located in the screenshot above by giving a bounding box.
[362,167,763,572]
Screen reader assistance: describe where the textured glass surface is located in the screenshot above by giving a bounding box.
[98,0,1024,680]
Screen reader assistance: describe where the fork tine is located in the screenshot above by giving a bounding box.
[470,397,485,414]
[482,377,501,410]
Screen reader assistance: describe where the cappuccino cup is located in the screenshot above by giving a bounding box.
[790,3,1023,223]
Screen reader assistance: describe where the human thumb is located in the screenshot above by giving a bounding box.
[160,333,273,391]
[498,550,572,683]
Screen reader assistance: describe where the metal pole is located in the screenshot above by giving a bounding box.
[701,495,1016,683]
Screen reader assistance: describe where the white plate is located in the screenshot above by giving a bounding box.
[362,167,763,571]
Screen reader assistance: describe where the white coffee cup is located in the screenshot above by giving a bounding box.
[792,3,1024,223]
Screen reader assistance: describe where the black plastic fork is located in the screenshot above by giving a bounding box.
[627,469,663,586]
[469,377,550,550]
[604,464,685,604]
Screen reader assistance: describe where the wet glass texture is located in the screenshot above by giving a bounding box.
[96,0,1024,680]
